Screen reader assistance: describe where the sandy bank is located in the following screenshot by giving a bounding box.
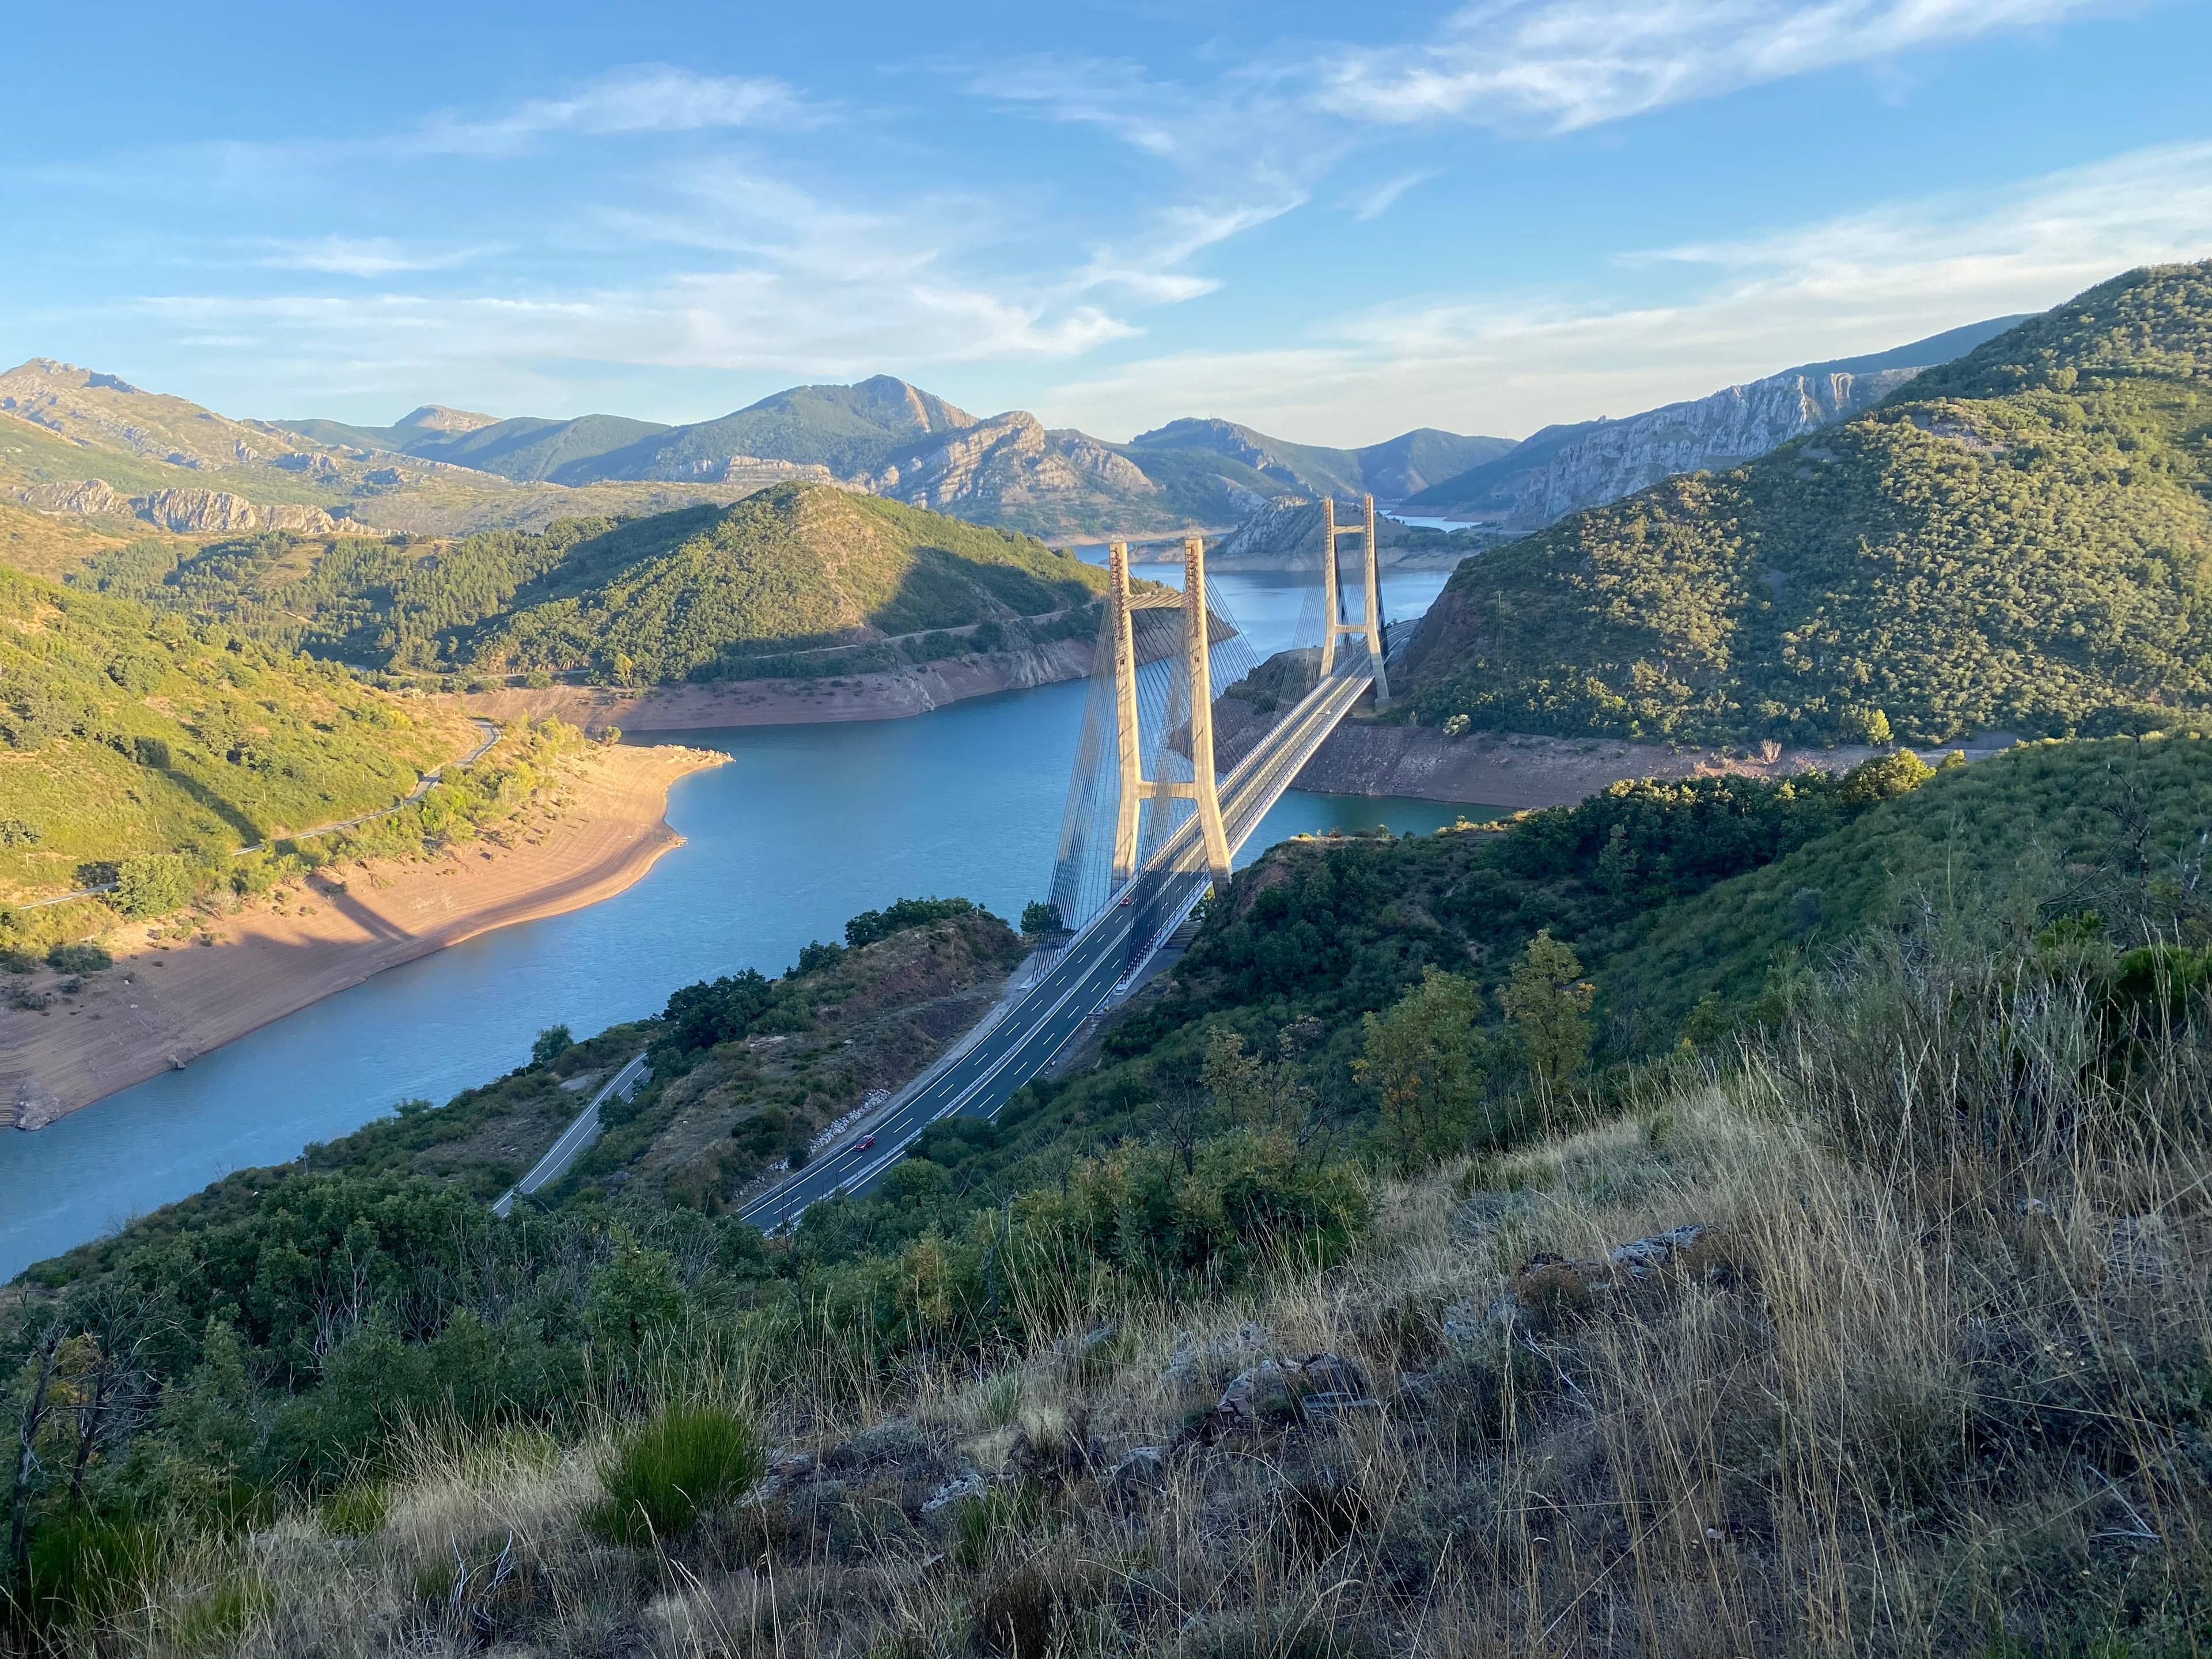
[445,639,1099,734]
[1282,718,2014,808]
[3,743,724,1130]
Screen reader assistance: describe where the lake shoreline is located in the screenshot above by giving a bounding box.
[2,743,724,1131]
[442,639,1102,734]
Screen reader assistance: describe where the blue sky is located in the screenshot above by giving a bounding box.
[6,0,2210,444]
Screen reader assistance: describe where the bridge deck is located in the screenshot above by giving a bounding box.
[737,662,1376,1230]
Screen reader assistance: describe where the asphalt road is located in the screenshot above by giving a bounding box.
[736,664,1375,1232]
[493,1050,649,1217]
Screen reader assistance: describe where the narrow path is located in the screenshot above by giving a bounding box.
[234,717,501,853]
[16,717,502,912]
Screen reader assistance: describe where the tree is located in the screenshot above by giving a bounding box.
[1498,930,1594,1092]
[1355,967,1484,1172]
[531,1025,573,1066]
[1020,899,1065,937]
[1200,1025,1316,1139]
[113,854,193,919]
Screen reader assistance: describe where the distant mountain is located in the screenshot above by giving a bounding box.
[272,376,1512,540]
[1119,418,1512,510]
[0,361,763,541]
[1399,263,2212,747]
[1405,316,2029,529]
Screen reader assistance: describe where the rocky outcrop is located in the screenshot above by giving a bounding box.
[19,478,133,517]
[1477,368,1920,531]
[7,1078,65,1132]
[861,411,1162,521]
[138,489,346,535]
[16,478,353,535]
[658,453,840,488]
[393,403,499,433]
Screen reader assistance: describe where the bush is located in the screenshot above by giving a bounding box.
[113,852,195,918]
[531,1024,574,1066]
[588,1402,766,1546]
[846,896,978,949]
[46,941,112,974]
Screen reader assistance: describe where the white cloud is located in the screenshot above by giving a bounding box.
[1040,141,2212,444]
[1350,170,1437,221]
[1070,199,1306,303]
[261,236,495,277]
[398,66,810,158]
[1317,0,2120,132]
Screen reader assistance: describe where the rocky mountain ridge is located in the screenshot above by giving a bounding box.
[1406,315,2027,530]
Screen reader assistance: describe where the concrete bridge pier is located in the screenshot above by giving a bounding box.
[1105,537,1233,892]
[1318,494,1391,706]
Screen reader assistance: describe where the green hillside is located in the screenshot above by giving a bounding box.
[1402,263,2212,745]
[0,565,471,908]
[71,484,1109,683]
[14,736,2212,1657]
[283,411,679,485]
[465,485,1108,680]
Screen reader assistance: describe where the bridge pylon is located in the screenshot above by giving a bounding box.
[1317,493,1391,705]
[1107,537,1233,891]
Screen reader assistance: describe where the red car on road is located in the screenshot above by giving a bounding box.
[854,1134,877,1152]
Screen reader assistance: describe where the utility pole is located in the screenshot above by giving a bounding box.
[1316,494,1391,705]
[1105,537,1233,891]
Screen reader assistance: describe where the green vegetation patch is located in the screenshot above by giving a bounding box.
[1403,262,2212,746]
[73,484,1109,685]
[0,564,467,910]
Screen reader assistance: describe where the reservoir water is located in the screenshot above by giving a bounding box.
[0,567,1483,1277]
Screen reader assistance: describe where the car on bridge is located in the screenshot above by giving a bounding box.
[854,1134,876,1152]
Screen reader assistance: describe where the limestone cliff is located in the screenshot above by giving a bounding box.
[1476,368,1918,531]
[13,478,351,535]
[1406,313,2027,531]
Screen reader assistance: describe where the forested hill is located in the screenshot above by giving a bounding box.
[1400,260,2212,747]
[71,483,1111,685]
[0,565,471,907]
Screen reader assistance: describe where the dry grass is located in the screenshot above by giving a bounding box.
[48,942,2212,1658]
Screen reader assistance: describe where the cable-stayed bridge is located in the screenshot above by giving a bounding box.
[738,498,1394,1230]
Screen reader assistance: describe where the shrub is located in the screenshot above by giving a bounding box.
[846,896,978,949]
[531,1024,573,1065]
[46,941,112,974]
[22,1513,161,1630]
[588,1402,766,1546]
[113,853,195,918]
[317,1480,390,1539]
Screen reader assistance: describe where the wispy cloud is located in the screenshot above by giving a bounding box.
[396,65,812,158]
[1350,169,1436,221]
[140,160,1139,406]
[1316,0,2118,132]
[1041,141,2212,442]
[260,236,496,277]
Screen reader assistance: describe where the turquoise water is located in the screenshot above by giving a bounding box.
[0,569,1483,1277]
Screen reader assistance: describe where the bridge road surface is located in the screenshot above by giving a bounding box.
[736,662,1376,1232]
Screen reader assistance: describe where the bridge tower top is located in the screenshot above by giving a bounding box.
[1318,494,1391,706]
